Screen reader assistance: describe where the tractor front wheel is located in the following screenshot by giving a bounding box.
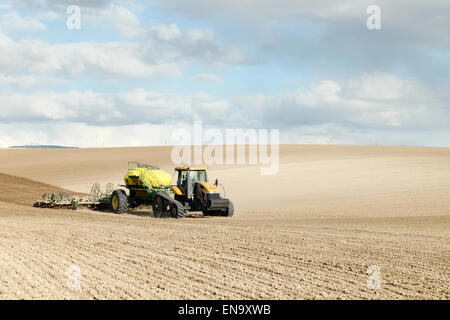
[111,189,128,214]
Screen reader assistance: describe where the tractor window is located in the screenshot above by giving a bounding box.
[177,170,188,188]
[177,171,187,192]
[177,170,207,195]
[189,170,207,183]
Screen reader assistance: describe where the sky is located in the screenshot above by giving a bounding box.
[0,0,449,147]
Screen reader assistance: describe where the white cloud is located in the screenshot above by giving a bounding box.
[0,73,448,140]
[288,80,341,106]
[0,88,232,126]
[0,122,181,148]
[11,0,115,11]
[0,31,180,78]
[94,6,251,66]
[0,11,46,32]
[159,0,450,81]
[36,11,59,21]
[102,5,146,39]
[345,73,432,102]
[0,12,249,80]
[0,74,62,89]
[160,0,450,40]
[236,73,449,130]
[192,73,224,85]
[151,24,182,41]
[137,23,251,65]
[280,123,450,147]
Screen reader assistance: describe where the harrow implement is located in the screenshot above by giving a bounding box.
[33,183,115,210]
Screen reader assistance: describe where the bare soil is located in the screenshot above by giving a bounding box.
[0,145,448,299]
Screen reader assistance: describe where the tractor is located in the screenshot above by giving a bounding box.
[110,162,234,218]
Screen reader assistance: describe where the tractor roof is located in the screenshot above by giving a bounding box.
[175,167,208,171]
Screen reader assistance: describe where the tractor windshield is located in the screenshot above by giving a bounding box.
[177,170,207,195]
[189,170,207,183]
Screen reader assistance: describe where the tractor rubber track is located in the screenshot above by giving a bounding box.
[155,192,185,219]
